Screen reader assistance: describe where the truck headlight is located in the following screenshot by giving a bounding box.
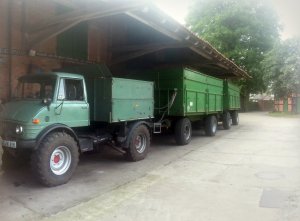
[16,125,23,134]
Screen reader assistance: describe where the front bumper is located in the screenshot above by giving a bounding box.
[1,138,36,150]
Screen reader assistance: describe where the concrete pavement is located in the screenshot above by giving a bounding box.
[0,112,300,221]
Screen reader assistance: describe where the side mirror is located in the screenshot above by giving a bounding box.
[42,98,52,107]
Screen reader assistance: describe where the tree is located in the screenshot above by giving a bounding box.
[262,38,300,98]
[186,0,280,109]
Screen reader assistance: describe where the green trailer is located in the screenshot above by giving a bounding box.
[127,67,240,145]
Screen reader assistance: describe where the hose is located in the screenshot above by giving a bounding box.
[157,89,177,122]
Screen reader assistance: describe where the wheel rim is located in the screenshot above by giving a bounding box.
[135,134,147,154]
[228,114,232,126]
[184,124,191,140]
[50,146,72,175]
[212,118,217,133]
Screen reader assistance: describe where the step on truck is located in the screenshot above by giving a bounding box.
[0,66,154,186]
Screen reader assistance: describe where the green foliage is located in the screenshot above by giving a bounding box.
[186,0,280,94]
[262,38,300,98]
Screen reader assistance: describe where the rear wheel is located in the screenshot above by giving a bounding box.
[231,111,239,125]
[31,132,79,187]
[204,115,218,136]
[125,125,150,162]
[222,111,232,130]
[175,118,192,145]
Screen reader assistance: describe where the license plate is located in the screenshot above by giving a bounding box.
[2,140,17,149]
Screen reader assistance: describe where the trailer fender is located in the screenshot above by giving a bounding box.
[35,124,79,150]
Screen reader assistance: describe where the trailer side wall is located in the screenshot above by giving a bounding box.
[127,67,223,118]
[93,78,154,123]
[223,81,241,110]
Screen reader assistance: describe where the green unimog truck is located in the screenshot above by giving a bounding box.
[0,67,154,186]
[0,65,240,187]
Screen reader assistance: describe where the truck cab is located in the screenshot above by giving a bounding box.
[0,73,89,149]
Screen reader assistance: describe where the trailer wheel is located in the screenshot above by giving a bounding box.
[222,111,232,130]
[205,115,218,136]
[31,132,79,187]
[231,111,239,125]
[125,125,150,162]
[175,118,192,145]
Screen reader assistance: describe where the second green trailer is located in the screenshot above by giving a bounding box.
[127,67,240,145]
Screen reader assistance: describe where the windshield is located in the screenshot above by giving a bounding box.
[14,75,56,100]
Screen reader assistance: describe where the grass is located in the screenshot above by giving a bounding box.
[269,112,300,118]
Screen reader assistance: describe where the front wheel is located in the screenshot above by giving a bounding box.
[125,125,150,162]
[175,118,192,145]
[31,132,79,187]
[204,115,218,136]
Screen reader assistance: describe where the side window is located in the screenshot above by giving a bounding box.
[44,84,54,99]
[65,79,84,101]
[57,79,65,100]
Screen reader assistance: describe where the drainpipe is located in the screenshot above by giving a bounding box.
[6,0,12,100]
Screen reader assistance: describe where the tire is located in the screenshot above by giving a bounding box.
[222,111,232,130]
[1,148,30,171]
[175,118,192,145]
[231,111,239,125]
[204,115,218,136]
[125,125,150,162]
[31,132,79,187]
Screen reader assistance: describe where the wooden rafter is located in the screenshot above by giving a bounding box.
[189,47,213,60]
[26,2,145,48]
[111,42,190,52]
[51,0,77,9]
[110,48,163,65]
[125,12,183,42]
[110,43,212,65]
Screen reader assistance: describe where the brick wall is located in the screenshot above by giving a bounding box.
[0,0,9,100]
[0,0,62,101]
[0,0,120,101]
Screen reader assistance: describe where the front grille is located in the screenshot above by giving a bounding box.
[0,121,16,140]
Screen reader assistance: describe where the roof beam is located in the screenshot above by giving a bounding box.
[189,47,213,60]
[111,42,190,52]
[28,2,144,33]
[26,3,145,48]
[125,12,183,42]
[51,0,77,9]
[110,48,164,65]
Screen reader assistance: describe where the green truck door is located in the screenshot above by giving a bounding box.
[55,78,89,127]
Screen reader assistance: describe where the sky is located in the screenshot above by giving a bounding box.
[153,0,300,40]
